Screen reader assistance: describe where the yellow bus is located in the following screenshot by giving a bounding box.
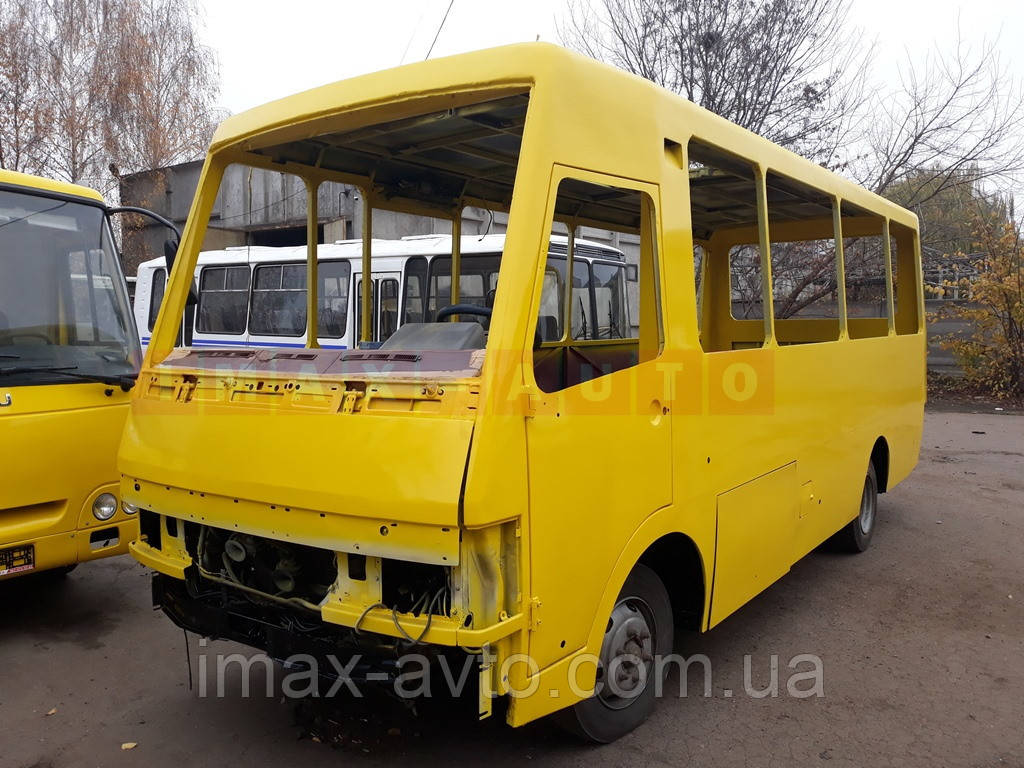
[125,44,925,741]
[0,170,154,580]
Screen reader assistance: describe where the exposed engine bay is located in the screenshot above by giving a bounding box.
[196,526,339,612]
[146,517,457,668]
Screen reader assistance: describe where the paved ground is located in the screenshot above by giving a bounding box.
[2,411,1022,768]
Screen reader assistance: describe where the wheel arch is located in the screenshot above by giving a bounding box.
[583,512,710,666]
[638,532,705,632]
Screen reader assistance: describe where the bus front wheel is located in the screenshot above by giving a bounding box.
[555,563,673,743]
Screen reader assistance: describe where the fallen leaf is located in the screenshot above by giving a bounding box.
[121,742,137,751]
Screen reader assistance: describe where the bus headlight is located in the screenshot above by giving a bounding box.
[93,493,118,521]
[122,501,139,515]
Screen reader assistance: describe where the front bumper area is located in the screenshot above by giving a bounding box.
[131,521,524,650]
[0,518,137,581]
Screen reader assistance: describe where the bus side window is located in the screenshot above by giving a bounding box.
[197,265,250,335]
[765,171,842,345]
[591,261,629,340]
[533,177,660,394]
[537,260,565,342]
[317,260,351,339]
[687,140,765,352]
[402,256,428,324]
[148,268,166,332]
[249,263,306,337]
[571,258,591,339]
[379,278,399,342]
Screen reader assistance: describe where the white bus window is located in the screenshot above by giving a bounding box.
[427,254,500,325]
[537,261,565,342]
[250,263,306,336]
[148,268,166,332]
[317,260,350,339]
[380,278,399,342]
[402,256,428,324]
[198,265,250,335]
[591,262,629,340]
[571,259,591,340]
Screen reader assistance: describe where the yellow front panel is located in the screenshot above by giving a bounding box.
[120,373,476,529]
[0,384,135,575]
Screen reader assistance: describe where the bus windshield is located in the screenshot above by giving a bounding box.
[0,189,139,385]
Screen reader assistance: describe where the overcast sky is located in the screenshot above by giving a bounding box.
[200,0,1023,115]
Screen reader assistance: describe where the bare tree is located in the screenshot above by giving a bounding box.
[33,0,113,189]
[104,0,220,174]
[562,2,1024,318]
[0,0,48,173]
[560,0,872,165]
[0,0,221,194]
[859,36,1024,215]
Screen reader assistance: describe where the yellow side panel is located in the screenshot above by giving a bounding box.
[711,463,798,626]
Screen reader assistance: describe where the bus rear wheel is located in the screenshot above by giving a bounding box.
[833,463,878,553]
[555,563,673,743]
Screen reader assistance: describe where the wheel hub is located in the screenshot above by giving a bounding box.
[858,477,875,534]
[597,598,655,708]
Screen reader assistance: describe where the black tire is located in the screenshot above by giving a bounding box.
[832,462,878,553]
[41,564,77,580]
[555,563,673,743]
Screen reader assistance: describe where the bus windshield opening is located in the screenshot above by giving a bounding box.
[0,189,139,385]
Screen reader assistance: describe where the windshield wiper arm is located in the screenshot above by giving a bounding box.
[0,364,136,391]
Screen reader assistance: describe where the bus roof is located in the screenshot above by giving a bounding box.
[209,42,916,231]
[0,168,104,204]
[136,233,625,272]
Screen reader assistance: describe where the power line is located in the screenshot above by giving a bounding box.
[425,0,454,61]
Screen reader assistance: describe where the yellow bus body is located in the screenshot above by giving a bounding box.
[125,44,924,733]
[0,170,139,580]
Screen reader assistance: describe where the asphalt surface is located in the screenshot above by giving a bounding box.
[2,410,1022,768]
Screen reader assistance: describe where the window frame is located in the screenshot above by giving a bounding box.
[247,262,308,338]
[528,167,664,394]
[196,263,252,336]
[315,258,352,340]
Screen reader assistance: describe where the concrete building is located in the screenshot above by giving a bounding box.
[118,160,642,325]
[118,161,520,274]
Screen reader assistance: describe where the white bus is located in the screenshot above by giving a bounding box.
[133,234,635,351]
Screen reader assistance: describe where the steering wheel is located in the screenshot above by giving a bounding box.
[434,304,545,350]
[435,303,492,322]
